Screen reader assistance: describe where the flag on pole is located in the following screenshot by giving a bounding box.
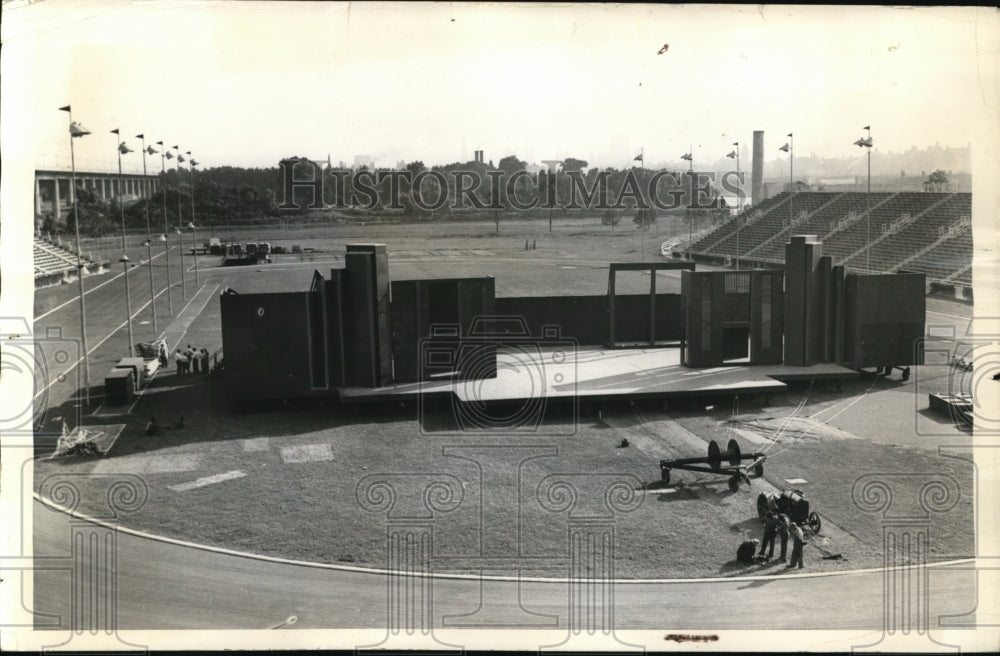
[146,145,158,155]
[172,145,179,149]
[135,133,144,139]
[634,152,643,162]
[156,140,163,145]
[69,122,90,137]
[779,143,790,152]
[853,137,873,148]
[680,153,692,161]
[787,132,793,138]
[863,125,870,130]
[732,142,738,146]
[59,105,71,112]
[726,150,736,159]
[119,142,133,154]
[191,159,199,166]
[165,151,174,159]
[177,154,186,163]
[111,128,120,135]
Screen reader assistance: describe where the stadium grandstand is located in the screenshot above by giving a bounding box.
[677,191,972,294]
[34,235,108,287]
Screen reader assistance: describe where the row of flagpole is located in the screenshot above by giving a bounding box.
[630,127,872,271]
[59,104,203,407]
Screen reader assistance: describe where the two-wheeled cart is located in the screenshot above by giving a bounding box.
[658,439,766,493]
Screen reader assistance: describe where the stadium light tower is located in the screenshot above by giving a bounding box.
[727,142,741,269]
[156,141,173,315]
[854,126,874,271]
[136,134,156,331]
[59,105,92,406]
[112,129,135,356]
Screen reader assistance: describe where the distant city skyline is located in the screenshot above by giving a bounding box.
[6,2,995,176]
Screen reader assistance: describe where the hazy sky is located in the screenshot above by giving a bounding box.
[4,2,999,174]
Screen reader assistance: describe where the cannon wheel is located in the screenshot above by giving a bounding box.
[757,493,769,518]
[808,512,822,534]
[708,440,722,470]
[660,468,670,485]
[754,461,764,477]
[728,475,740,493]
[727,439,742,466]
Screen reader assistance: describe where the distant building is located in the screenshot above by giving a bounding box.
[34,168,159,230]
[353,155,374,170]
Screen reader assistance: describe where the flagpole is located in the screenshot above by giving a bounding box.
[113,129,134,356]
[640,147,645,261]
[174,146,186,301]
[728,142,741,270]
[158,141,173,314]
[188,152,199,286]
[61,106,91,406]
[687,148,693,261]
[137,135,156,331]
[866,126,872,272]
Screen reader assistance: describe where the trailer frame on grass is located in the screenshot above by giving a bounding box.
[658,438,766,492]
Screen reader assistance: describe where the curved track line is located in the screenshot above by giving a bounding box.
[34,493,974,584]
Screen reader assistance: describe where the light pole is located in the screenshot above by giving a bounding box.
[854,126,873,271]
[681,149,693,260]
[188,153,200,285]
[111,129,135,356]
[157,141,173,314]
[727,142,740,269]
[137,134,156,331]
[59,105,92,406]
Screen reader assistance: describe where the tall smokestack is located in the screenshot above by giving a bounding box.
[752,131,764,207]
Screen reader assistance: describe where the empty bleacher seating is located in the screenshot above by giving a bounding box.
[683,192,972,287]
[34,237,107,287]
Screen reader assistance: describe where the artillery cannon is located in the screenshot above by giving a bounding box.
[658,439,766,493]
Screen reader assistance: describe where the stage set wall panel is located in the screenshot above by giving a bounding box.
[683,270,784,367]
[324,270,346,387]
[494,294,683,346]
[844,273,926,369]
[390,277,496,383]
[748,270,784,364]
[344,244,392,387]
[220,292,315,400]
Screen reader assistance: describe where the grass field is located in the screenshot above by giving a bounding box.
[33,217,976,579]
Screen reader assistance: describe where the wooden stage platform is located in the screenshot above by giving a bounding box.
[337,346,859,405]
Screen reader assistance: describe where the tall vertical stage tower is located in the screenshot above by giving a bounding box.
[783,235,824,366]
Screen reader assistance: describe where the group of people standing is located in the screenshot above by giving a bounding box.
[174,344,211,376]
[759,510,806,569]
